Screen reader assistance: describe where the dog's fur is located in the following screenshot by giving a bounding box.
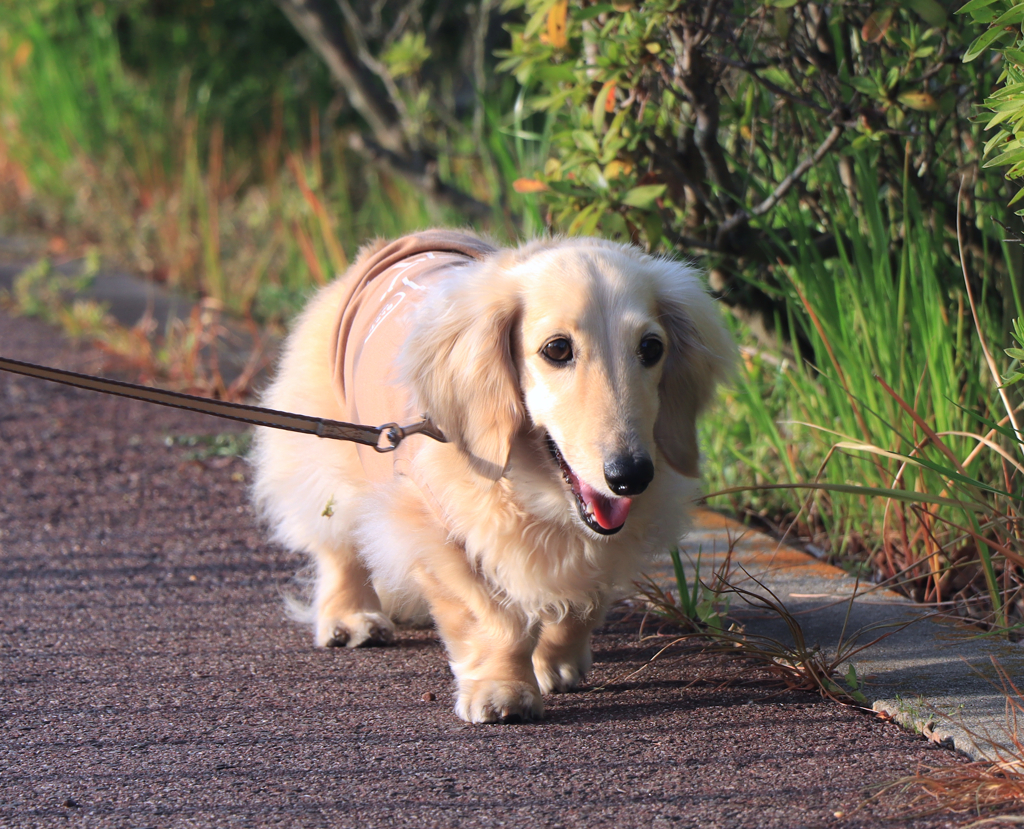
[252,233,735,723]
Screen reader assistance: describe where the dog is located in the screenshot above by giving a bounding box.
[252,229,735,723]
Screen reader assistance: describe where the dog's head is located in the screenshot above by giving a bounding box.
[402,238,735,535]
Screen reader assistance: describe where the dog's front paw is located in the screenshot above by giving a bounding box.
[454,679,544,724]
[316,611,395,648]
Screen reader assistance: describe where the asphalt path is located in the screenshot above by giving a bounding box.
[0,307,972,828]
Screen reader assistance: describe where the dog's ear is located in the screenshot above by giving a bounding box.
[653,262,736,478]
[401,267,523,480]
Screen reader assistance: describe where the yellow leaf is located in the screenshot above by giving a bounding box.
[604,159,634,179]
[12,41,32,71]
[513,178,549,193]
[547,0,568,49]
[897,91,938,111]
[645,42,662,54]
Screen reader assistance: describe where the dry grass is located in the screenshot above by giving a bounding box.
[0,257,270,399]
[632,541,909,708]
[871,659,1024,820]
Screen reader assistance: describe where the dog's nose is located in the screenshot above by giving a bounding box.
[604,452,654,496]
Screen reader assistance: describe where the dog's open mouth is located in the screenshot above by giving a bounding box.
[545,435,631,535]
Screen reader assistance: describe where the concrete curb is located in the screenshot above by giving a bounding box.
[659,509,1024,762]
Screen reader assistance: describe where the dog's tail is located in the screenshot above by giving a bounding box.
[278,564,319,626]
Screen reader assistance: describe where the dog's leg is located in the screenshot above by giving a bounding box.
[311,544,395,648]
[416,567,543,724]
[532,606,602,694]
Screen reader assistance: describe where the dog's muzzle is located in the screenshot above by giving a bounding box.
[546,435,632,535]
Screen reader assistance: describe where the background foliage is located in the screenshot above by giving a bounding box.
[501,0,1020,340]
[1,0,1023,629]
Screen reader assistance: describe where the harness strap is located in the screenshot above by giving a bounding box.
[0,356,446,452]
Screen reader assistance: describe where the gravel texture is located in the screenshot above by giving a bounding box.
[0,308,973,828]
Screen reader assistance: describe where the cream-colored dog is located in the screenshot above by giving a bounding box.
[252,229,734,723]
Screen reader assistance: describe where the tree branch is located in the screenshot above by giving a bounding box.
[276,0,497,223]
[668,22,739,214]
[336,0,415,143]
[273,0,406,154]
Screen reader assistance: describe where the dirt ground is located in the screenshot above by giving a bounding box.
[0,307,975,828]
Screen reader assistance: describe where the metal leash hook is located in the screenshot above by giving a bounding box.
[374,416,448,453]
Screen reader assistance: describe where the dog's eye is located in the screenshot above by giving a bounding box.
[541,338,574,364]
[638,336,664,367]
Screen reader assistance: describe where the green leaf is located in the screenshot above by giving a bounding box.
[847,76,878,95]
[574,3,613,21]
[990,2,1024,28]
[381,31,431,79]
[885,65,901,91]
[567,201,601,235]
[571,129,600,155]
[546,178,587,196]
[621,183,666,208]
[645,210,663,249]
[523,0,559,41]
[964,23,1015,62]
[957,0,1001,13]
[592,80,616,136]
[985,109,1017,129]
[984,147,1024,167]
[907,0,948,26]
[774,7,791,39]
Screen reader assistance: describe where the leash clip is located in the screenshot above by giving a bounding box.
[374,416,447,453]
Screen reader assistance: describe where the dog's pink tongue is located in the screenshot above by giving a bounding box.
[579,482,632,530]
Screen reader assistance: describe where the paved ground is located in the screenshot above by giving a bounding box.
[670,516,1024,764]
[0,301,981,826]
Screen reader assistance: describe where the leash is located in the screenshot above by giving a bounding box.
[0,356,446,453]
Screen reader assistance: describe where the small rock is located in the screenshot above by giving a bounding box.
[422,692,436,702]
[63,797,80,809]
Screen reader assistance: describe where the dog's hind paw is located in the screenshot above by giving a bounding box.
[317,611,395,648]
[454,680,544,724]
[533,642,592,694]
[534,660,584,695]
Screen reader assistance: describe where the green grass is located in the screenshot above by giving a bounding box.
[701,151,1024,630]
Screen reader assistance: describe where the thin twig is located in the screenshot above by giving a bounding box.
[712,55,829,113]
[336,0,413,138]
[717,122,844,243]
[348,132,492,220]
